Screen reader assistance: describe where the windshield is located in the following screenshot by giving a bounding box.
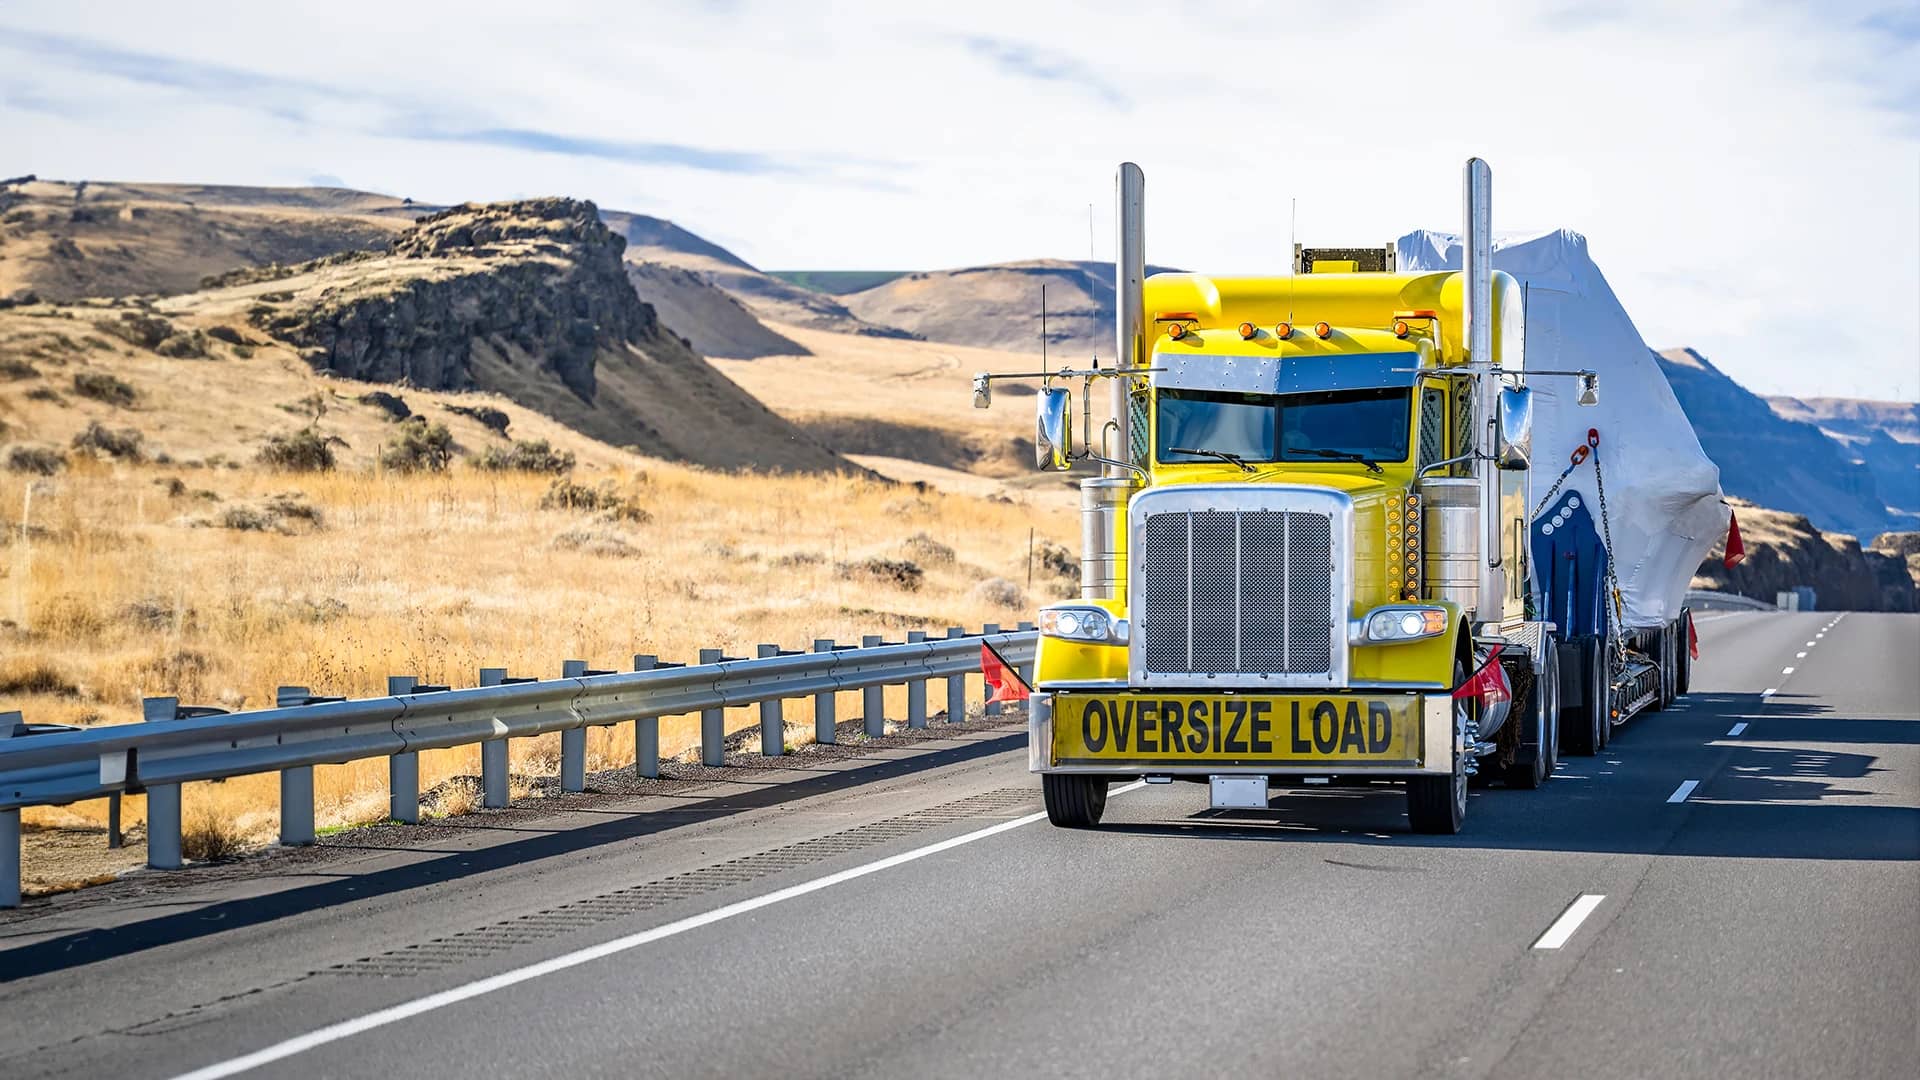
[1157,386,1412,465]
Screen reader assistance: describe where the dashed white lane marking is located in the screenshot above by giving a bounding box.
[1806,641,1817,647]
[1667,779,1701,803]
[168,781,1150,1079]
[1796,651,1807,658]
[1762,688,1778,698]
[1782,667,1795,675]
[1727,722,1749,736]
[1533,894,1607,950]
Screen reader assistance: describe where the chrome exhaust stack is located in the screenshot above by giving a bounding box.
[1112,162,1145,473]
[1463,157,1504,622]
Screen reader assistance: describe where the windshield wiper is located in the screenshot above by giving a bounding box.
[1168,447,1256,473]
[1290,447,1384,474]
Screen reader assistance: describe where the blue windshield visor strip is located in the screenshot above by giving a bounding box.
[1154,353,1420,396]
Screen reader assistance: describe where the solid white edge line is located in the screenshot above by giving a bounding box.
[1666,779,1700,803]
[1532,893,1606,950]
[1727,722,1748,736]
[1762,688,1778,697]
[171,781,1148,1080]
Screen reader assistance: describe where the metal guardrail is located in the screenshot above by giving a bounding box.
[0,626,1038,908]
[1683,589,1778,613]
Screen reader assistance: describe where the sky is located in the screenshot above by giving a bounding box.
[2,0,1916,401]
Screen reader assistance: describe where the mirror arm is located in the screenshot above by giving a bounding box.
[1085,454,1147,480]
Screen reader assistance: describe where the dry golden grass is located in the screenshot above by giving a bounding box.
[2,456,1075,841]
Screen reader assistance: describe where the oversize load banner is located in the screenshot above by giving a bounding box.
[1053,692,1423,766]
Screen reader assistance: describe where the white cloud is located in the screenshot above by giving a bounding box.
[2,0,1914,400]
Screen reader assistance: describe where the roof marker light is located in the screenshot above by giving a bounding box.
[1274,322,1293,339]
[1238,322,1257,340]
[1393,320,1410,339]
[1167,323,1187,340]
[1314,321,1332,339]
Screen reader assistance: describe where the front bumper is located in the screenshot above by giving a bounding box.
[1029,688,1455,776]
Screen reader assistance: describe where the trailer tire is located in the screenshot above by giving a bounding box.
[1501,638,1559,789]
[1042,774,1108,828]
[1409,662,1470,834]
[1562,639,1609,756]
[1675,614,1693,697]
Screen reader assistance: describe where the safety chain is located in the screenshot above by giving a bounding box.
[1590,441,1629,671]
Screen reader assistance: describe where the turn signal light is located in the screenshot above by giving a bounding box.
[1167,323,1187,340]
[1238,321,1257,340]
[1314,321,1332,339]
[1275,322,1293,339]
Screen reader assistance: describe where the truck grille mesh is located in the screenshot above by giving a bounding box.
[1138,509,1335,676]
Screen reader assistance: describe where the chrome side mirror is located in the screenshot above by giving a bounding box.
[972,373,991,409]
[1035,386,1072,471]
[1496,385,1533,470]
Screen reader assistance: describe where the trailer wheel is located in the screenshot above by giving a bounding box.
[1501,638,1559,789]
[1408,662,1470,834]
[1562,639,1609,756]
[1042,774,1108,828]
[1675,614,1693,697]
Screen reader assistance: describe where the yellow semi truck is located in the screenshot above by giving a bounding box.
[973,158,1719,834]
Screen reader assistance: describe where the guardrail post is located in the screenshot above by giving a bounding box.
[757,644,785,756]
[813,640,838,744]
[906,630,928,728]
[862,635,886,737]
[107,793,123,849]
[478,668,511,808]
[2,808,19,909]
[633,655,659,778]
[699,648,725,767]
[946,627,969,722]
[386,675,421,823]
[280,766,315,846]
[148,783,182,869]
[560,660,589,792]
[982,623,1003,717]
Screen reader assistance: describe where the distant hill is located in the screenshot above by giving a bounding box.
[1656,347,1902,539]
[1693,499,1916,612]
[766,270,910,294]
[840,259,1181,360]
[1766,395,1920,525]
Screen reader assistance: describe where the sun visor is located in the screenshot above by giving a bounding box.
[1153,353,1420,396]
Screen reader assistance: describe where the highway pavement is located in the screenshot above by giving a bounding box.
[1,610,1914,1078]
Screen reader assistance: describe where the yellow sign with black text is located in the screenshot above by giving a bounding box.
[1051,692,1423,767]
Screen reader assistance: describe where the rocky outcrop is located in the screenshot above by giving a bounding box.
[1693,500,1917,612]
[265,199,649,401]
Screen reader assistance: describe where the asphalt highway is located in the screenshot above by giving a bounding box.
[1,611,1914,1079]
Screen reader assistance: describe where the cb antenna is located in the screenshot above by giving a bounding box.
[1041,282,1048,380]
[1289,196,1297,323]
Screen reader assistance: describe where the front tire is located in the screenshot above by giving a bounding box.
[1409,661,1471,834]
[1042,774,1108,828]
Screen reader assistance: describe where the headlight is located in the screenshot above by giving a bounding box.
[1352,605,1448,644]
[1039,606,1126,644]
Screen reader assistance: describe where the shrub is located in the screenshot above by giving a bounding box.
[538,477,650,523]
[0,357,38,380]
[181,805,244,862]
[903,531,956,565]
[552,528,638,558]
[380,418,453,473]
[71,420,144,460]
[5,445,65,475]
[257,429,336,472]
[0,659,79,697]
[972,577,1023,608]
[838,557,925,592]
[97,311,173,350]
[476,438,574,474]
[72,371,137,407]
[215,495,321,534]
[772,551,826,568]
[154,331,207,358]
[24,387,61,402]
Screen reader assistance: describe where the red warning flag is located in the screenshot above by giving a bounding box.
[1451,645,1511,709]
[981,641,1031,703]
[1723,508,1746,569]
[1687,610,1700,660]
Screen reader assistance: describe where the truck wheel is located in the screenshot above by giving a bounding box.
[1408,663,1470,834]
[1042,774,1108,828]
[1562,639,1607,756]
[1502,640,1559,789]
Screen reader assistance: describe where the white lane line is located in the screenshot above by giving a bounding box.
[1806,641,1816,647]
[170,782,1147,1080]
[1727,722,1749,736]
[1796,651,1807,659]
[1762,688,1778,698]
[1533,894,1607,950]
[1667,779,1701,803]
[1782,667,1795,675]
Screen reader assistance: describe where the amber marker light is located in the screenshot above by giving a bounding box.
[1314,321,1332,339]
[1274,322,1293,339]
[1238,322,1257,340]
[1166,323,1187,340]
[1393,320,1410,339]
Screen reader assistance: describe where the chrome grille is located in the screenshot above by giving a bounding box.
[1135,500,1341,682]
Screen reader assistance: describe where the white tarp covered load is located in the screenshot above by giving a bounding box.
[1396,228,1727,630]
